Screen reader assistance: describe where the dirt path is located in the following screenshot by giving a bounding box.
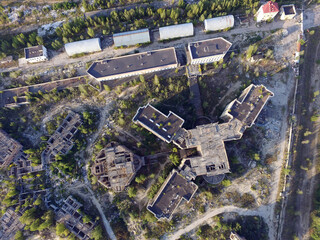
[167,205,268,240]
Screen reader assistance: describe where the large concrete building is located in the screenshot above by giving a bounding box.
[87,47,178,81]
[135,84,273,219]
[147,170,198,220]
[24,45,48,63]
[255,1,279,23]
[0,208,24,240]
[113,28,150,47]
[188,37,232,64]
[65,38,102,57]
[0,129,23,169]
[91,143,144,192]
[204,15,234,32]
[159,23,194,41]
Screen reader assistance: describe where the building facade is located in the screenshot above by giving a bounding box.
[24,45,48,63]
[256,1,279,23]
[188,37,232,64]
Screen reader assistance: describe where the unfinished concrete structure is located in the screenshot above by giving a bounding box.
[10,152,43,179]
[91,143,144,192]
[135,84,273,219]
[57,196,95,240]
[134,84,273,181]
[0,129,23,169]
[136,85,273,218]
[0,208,24,240]
[43,112,82,162]
[147,170,198,220]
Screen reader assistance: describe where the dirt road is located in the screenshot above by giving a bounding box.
[167,205,269,240]
[280,27,320,240]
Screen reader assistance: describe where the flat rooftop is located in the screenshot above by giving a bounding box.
[283,5,295,15]
[148,170,198,219]
[87,47,177,79]
[189,37,232,59]
[24,45,44,59]
[229,85,274,127]
[113,28,149,37]
[133,104,184,143]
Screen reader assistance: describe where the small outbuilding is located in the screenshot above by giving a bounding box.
[204,15,234,32]
[255,1,279,23]
[24,45,48,63]
[113,28,150,47]
[188,37,232,65]
[64,38,101,57]
[159,23,194,41]
[280,4,296,20]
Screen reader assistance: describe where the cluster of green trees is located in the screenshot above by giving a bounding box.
[52,1,78,10]
[0,31,44,57]
[20,208,55,232]
[310,185,320,239]
[0,4,9,25]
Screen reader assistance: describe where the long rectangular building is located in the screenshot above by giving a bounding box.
[87,47,178,81]
[113,28,150,47]
[147,170,198,220]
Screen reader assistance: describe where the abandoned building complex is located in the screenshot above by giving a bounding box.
[87,47,178,81]
[91,143,144,192]
[0,208,24,240]
[188,37,232,64]
[147,170,198,220]
[0,129,23,169]
[42,112,82,163]
[24,45,48,63]
[57,196,95,240]
[133,84,273,219]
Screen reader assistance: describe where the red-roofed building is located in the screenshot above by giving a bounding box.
[256,1,279,22]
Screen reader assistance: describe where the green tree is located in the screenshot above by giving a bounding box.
[56,223,70,237]
[20,208,37,225]
[30,219,41,231]
[128,187,137,198]
[91,225,104,240]
[169,153,180,166]
[14,230,24,240]
[87,27,95,38]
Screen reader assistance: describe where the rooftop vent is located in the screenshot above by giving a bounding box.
[204,46,209,52]
[147,51,152,56]
[216,44,219,50]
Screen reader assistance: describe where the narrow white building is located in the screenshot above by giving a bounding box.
[204,15,234,32]
[113,28,150,47]
[64,38,101,57]
[280,5,296,20]
[159,23,194,41]
[255,1,279,23]
[188,37,232,65]
[24,45,48,63]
